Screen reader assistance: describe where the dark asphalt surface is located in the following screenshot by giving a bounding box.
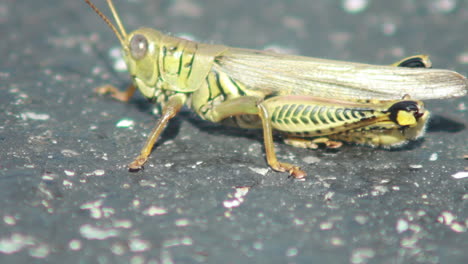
[1,0,467,263]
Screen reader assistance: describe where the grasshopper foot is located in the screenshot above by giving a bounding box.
[271,162,306,179]
[95,84,135,102]
[128,155,148,171]
[284,137,342,149]
[289,167,306,179]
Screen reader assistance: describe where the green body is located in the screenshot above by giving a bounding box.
[126,28,435,147]
[84,0,467,177]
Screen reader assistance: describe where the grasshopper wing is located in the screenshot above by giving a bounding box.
[214,48,467,100]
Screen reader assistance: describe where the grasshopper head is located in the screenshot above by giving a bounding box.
[123,28,163,98]
[84,0,163,98]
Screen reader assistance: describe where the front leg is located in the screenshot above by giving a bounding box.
[208,96,306,179]
[128,94,186,171]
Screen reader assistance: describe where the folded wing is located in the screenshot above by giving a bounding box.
[214,48,467,100]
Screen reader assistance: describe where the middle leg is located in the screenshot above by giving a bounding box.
[207,96,306,178]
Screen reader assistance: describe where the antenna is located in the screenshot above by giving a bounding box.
[106,0,128,40]
[83,0,128,47]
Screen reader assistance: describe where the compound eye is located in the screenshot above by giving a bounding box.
[129,34,148,60]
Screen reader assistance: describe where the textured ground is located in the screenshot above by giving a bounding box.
[1,0,467,263]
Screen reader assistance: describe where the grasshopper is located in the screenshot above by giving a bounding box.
[84,0,467,178]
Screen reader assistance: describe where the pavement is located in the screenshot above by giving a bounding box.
[1,0,467,263]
